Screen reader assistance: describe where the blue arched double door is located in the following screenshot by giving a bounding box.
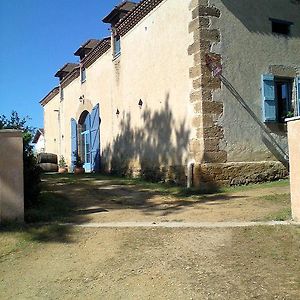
[71,104,100,173]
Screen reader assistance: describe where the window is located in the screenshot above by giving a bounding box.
[81,67,86,83]
[60,87,64,101]
[276,79,293,121]
[262,75,300,123]
[114,35,121,57]
[270,18,293,36]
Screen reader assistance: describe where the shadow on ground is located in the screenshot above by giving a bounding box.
[39,173,245,219]
[0,224,75,244]
[1,174,289,244]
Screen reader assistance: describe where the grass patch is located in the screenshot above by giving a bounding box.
[25,191,75,223]
[0,230,32,260]
[254,193,291,221]
[256,193,290,203]
[0,224,75,260]
[264,207,292,221]
[220,179,289,193]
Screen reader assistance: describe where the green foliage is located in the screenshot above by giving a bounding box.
[58,155,67,168]
[0,111,41,208]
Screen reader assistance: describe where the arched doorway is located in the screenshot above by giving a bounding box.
[71,104,101,173]
[78,110,92,172]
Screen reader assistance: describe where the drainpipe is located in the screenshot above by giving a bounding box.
[187,159,195,189]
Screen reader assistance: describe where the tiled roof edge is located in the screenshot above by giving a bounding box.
[115,0,165,36]
[82,38,111,69]
[60,67,80,89]
[40,86,60,107]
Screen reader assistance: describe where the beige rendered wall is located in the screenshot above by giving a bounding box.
[44,94,61,155]
[287,117,300,221]
[209,0,300,162]
[45,0,194,174]
[0,130,24,223]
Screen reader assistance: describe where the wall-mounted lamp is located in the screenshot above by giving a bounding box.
[79,95,85,103]
[116,109,120,116]
[138,99,143,109]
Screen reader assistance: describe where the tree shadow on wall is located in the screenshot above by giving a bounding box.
[101,94,191,184]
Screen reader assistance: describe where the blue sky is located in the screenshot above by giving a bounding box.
[0,0,122,129]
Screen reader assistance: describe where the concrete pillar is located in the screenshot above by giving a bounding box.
[0,130,24,223]
[287,117,300,221]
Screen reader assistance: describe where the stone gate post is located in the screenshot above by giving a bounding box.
[0,130,24,223]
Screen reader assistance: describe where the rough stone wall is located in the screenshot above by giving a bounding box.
[188,0,226,166]
[198,161,288,189]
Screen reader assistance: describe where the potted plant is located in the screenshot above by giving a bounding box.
[58,155,68,173]
[73,152,85,175]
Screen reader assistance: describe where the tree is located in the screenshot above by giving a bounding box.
[0,111,41,208]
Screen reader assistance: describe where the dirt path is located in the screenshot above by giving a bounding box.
[0,177,298,299]
[42,176,291,224]
[1,226,300,300]
[65,220,299,228]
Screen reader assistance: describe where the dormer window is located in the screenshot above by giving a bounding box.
[74,39,100,60]
[114,34,121,57]
[81,67,86,83]
[60,87,64,101]
[102,1,137,26]
[270,18,293,36]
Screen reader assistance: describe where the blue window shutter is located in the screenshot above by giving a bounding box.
[297,77,300,116]
[90,104,101,172]
[71,118,77,172]
[261,74,276,122]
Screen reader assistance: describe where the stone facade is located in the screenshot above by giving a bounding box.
[186,0,300,187]
[41,0,300,187]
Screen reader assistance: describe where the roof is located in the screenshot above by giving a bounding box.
[32,128,44,144]
[82,37,111,69]
[115,0,165,36]
[39,86,60,107]
[74,39,101,58]
[59,37,111,88]
[54,63,79,79]
[102,1,138,24]
[60,66,81,89]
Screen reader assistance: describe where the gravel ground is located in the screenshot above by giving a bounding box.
[1,226,300,300]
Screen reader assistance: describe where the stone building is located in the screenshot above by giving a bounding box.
[40,0,300,188]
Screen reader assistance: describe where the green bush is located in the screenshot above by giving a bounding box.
[0,111,41,208]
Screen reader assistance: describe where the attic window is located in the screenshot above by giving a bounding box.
[60,87,64,101]
[114,35,121,57]
[81,67,86,83]
[270,18,293,36]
